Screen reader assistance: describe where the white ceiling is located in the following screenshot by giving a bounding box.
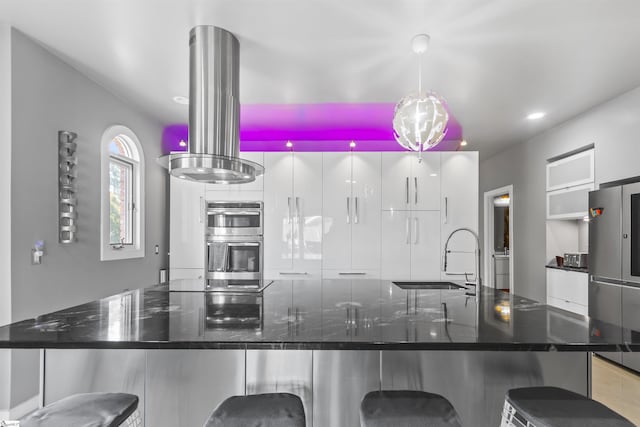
[2,0,640,158]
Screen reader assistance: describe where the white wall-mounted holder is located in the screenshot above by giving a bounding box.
[58,130,78,243]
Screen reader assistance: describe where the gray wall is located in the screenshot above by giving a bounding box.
[480,85,640,301]
[8,29,168,407]
[0,23,11,416]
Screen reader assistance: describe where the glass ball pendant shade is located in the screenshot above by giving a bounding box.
[393,92,449,151]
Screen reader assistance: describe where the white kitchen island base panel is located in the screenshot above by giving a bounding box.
[42,349,588,427]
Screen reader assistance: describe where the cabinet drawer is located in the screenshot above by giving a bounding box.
[546,269,588,306]
[322,269,380,280]
[547,296,588,316]
[265,270,321,281]
[170,268,204,280]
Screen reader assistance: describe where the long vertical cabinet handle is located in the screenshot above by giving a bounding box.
[444,197,448,224]
[414,217,419,244]
[287,197,292,224]
[199,197,204,223]
[295,197,300,220]
[354,197,359,224]
[414,177,418,205]
[406,177,409,205]
[405,217,410,244]
[347,197,351,224]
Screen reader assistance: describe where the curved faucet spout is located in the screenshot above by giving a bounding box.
[442,227,482,295]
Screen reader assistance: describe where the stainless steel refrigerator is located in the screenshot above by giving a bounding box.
[589,180,640,371]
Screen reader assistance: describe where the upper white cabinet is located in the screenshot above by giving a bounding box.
[263,152,323,280]
[206,152,265,193]
[546,149,595,220]
[440,152,479,279]
[381,152,441,211]
[546,149,594,191]
[546,183,594,220]
[322,152,381,278]
[169,176,205,270]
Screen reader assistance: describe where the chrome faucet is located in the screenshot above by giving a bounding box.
[443,227,482,296]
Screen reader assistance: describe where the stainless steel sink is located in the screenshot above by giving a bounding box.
[392,281,467,290]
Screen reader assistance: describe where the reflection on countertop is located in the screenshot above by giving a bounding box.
[0,279,635,351]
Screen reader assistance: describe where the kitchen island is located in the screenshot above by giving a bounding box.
[0,279,636,426]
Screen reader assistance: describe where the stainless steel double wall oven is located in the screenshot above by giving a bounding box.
[206,201,263,280]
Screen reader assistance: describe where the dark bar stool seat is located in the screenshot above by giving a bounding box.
[18,392,140,427]
[500,386,635,427]
[204,392,305,427]
[360,390,463,427]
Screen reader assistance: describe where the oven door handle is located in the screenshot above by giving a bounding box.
[226,242,261,247]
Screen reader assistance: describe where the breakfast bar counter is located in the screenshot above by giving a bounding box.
[0,279,634,351]
[0,279,635,426]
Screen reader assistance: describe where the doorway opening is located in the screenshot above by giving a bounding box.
[483,185,514,293]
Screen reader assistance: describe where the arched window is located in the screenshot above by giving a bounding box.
[101,125,145,260]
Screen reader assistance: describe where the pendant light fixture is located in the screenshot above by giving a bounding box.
[392,34,449,153]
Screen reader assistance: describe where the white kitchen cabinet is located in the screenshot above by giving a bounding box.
[546,268,588,316]
[440,152,479,279]
[322,152,381,277]
[381,152,440,211]
[170,268,204,280]
[205,151,264,193]
[546,183,594,220]
[381,210,440,280]
[169,176,205,270]
[264,152,323,280]
[381,210,411,280]
[409,211,442,279]
[546,149,594,192]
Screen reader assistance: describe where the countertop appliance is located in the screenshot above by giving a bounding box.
[589,179,640,371]
[563,252,588,268]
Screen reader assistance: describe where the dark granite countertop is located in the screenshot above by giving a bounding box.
[545,265,589,273]
[0,279,635,351]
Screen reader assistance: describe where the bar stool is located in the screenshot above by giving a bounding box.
[204,392,305,427]
[360,390,463,427]
[500,386,634,427]
[18,392,141,427]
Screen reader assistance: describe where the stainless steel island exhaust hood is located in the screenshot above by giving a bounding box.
[169,26,264,184]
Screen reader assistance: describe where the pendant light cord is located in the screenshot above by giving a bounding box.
[417,53,423,94]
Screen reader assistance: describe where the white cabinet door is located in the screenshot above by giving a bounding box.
[206,152,265,193]
[441,152,479,279]
[352,152,382,272]
[381,210,411,280]
[293,153,323,274]
[546,149,594,191]
[169,176,205,270]
[381,152,411,211]
[411,152,441,211]
[546,183,594,220]
[546,268,588,307]
[410,211,442,280]
[263,152,294,275]
[322,152,352,271]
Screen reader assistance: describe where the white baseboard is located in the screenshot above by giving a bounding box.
[9,394,40,419]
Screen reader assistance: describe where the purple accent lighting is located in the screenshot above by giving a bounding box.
[161,103,463,154]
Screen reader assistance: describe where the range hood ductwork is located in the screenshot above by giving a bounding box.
[169,26,263,184]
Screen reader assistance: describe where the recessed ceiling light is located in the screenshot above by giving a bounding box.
[349,141,356,148]
[527,112,546,120]
[286,141,293,148]
[430,173,438,177]
[460,140,468,146]
[173,96,189,105]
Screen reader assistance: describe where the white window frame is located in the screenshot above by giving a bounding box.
[100,125,145,261]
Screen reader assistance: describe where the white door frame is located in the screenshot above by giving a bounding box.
[483,185,514,293]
